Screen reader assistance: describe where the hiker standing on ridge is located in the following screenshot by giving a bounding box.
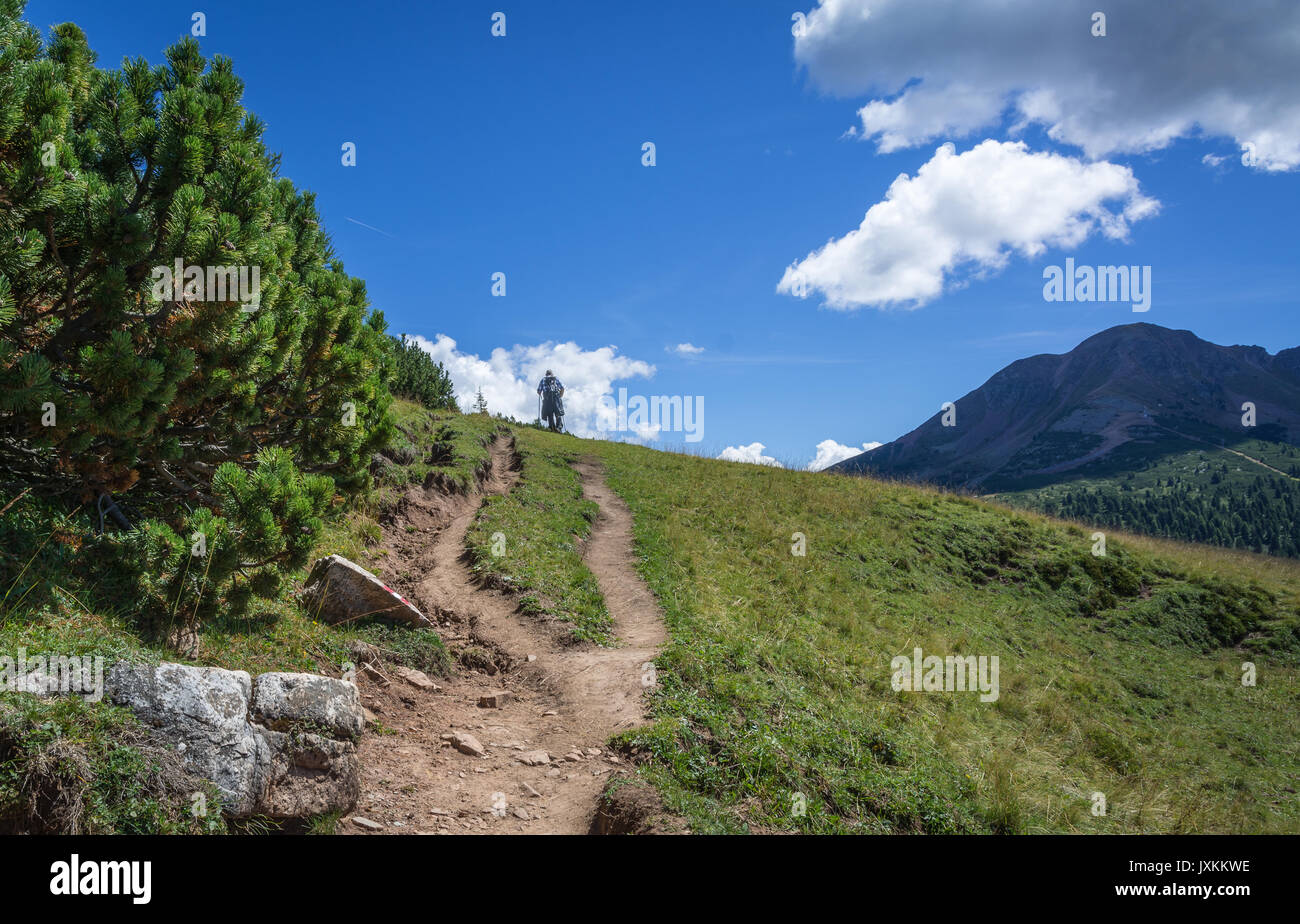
[537,369,565,432]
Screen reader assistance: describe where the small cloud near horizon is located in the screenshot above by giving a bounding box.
[718,442,782,467]
[717,438,883,470]
[808,439,882,471]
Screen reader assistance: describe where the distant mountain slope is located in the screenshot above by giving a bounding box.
[998,440,1300,557]
[832,323,1300,490]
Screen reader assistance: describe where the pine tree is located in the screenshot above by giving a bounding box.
[0,3,396,629]
[389,334,456,410]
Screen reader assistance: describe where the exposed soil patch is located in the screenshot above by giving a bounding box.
[590,777,683,835]
[346,441,668,834]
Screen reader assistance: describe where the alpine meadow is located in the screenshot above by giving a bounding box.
[1,0,1298,903]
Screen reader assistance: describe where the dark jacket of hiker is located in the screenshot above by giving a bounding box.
[537,373,565,418]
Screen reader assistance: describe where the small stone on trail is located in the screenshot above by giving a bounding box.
[517,749,550,766]
[445,731,487,757]
[477,690,512,708]
[351,816,383,831]
[394,666,438,690]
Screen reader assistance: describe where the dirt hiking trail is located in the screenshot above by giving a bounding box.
[346,437,667,834]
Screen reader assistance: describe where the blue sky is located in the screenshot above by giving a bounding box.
[30,0,1300,468]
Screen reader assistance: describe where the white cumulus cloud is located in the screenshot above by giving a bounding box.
[777,140,1158,309]
[409,335,655,437]
[794,0,1300,171]
[669,342,705,355]
[717,443,783,467]
[808,439,882,471]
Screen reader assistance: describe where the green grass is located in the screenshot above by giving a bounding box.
[465,427,613,643]
[377,400,499,495]
[0,695,225,834]
[482,427,1300,834]
[5,404,1299,835]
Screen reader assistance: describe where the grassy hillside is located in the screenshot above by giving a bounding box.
[5,407,1299,834]
[480,426,1300,834]
[464,431,612,643]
